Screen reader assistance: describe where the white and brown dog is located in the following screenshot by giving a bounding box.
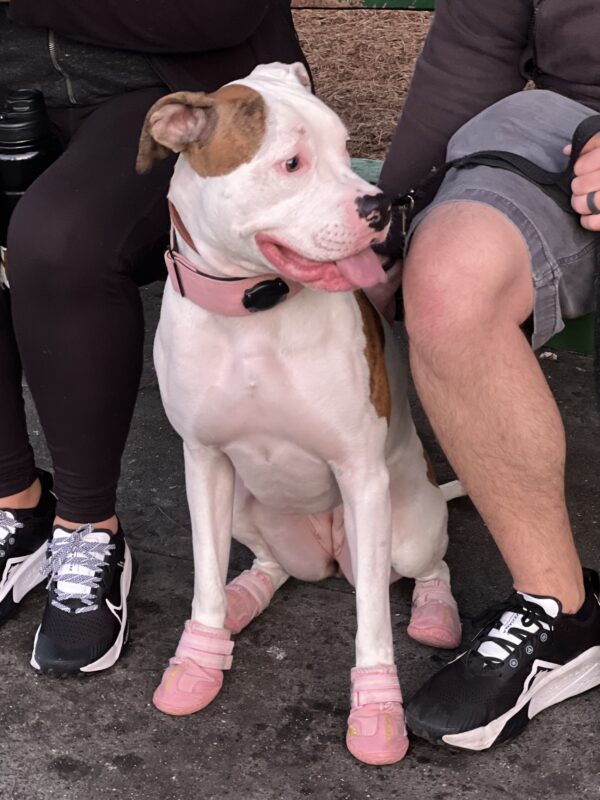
[137,62,462,765]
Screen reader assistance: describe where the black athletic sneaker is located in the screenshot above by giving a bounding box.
[406,569,600,751]
[31,523,135,676]
[0,470,56,624]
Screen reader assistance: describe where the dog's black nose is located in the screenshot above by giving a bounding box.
[355,192,392,231]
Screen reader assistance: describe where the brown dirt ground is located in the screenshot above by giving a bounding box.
[292,9,432,159]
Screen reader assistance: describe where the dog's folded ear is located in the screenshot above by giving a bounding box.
[136,86,266,177]
[136,91,216,174]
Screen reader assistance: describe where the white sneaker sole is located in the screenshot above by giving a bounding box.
[442,645,600,750]
[0,542,47,606]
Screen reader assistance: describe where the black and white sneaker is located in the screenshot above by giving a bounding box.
[31,523,135,676]
[0,470,56,624]
[406,569,600,750]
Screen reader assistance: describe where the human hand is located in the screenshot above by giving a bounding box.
[564,132,600,232]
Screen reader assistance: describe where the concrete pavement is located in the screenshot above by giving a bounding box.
[1,285,598,800]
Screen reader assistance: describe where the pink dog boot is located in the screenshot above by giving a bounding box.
[153,620,234,716]
[224,569,275,634]
[346,666,409,765]
[407,579,462,649]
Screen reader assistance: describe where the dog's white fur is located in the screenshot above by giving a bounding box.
[148,63,454,690]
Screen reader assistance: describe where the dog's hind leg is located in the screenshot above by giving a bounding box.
[408,562,461,650]
[227,486,338,633]
[388,449,462,650]
[224,569,279,635]
[226,488,289,634]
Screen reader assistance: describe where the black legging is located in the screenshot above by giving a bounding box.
[1,87,175,521]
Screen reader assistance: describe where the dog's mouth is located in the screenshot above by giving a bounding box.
[256,235,386,292]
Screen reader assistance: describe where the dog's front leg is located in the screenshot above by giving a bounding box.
[185,443,234,627]
[153,443,235,717]
[335,458,409,765]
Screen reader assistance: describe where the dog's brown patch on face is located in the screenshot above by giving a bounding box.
[423,450,439,487]
[186,85,266,178]
[355,292,391,422]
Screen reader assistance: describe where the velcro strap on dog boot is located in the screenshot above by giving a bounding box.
[224,569,275,635]
[153,621,233,716]
[407,579,462,650]
[175,620,234,669]
[346,665,409,765]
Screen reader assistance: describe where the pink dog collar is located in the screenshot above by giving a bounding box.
[165,202,303,315]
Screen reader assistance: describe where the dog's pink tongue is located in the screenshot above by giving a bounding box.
[335,248,387,288]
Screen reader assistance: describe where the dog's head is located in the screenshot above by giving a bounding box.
[137,62,390,290]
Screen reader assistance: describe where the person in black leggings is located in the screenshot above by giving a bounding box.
[0,0,307,675]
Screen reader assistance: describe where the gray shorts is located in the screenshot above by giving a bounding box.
[408,90,598,349]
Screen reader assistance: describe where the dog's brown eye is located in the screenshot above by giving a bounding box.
[285,155,300,172]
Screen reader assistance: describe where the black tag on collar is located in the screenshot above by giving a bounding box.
[242,278,290,312]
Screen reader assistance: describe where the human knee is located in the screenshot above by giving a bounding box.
[403,203,533,351]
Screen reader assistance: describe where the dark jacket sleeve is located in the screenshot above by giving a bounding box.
[378,0,533,202]
[9,0,272,53]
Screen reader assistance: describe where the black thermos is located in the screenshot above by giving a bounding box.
[0,89,61,246]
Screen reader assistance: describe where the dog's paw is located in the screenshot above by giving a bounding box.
[346,666,409,765]
[407,579,462,650]
[153,620,233,715]
[153,657,225,716]
[224,569,274,635]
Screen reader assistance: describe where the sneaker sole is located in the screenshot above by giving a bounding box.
[409,645,600,751]
[0,542,47,624]
[30,542,134,676]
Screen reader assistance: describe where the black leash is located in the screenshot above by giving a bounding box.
[447,115,600,214]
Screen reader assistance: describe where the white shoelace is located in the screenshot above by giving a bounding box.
[0,510,23,555]
[476,593,559,663]
[43,525,114,614]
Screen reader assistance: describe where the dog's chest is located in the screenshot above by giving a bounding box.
[155,285,380,456]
